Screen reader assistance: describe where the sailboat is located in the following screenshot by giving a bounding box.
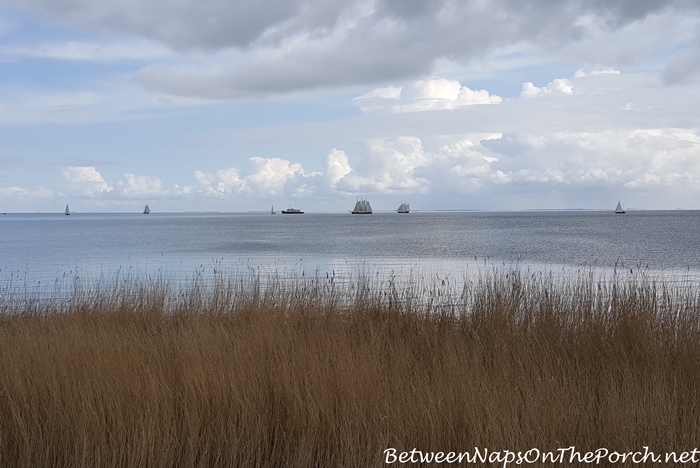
[397,201,410,214]
[352,197,373,214]
[143,205,151,214]
[64,204,70,216]
[271,205,275,215]
[614,201,625,214]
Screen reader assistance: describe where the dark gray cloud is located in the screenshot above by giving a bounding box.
[13,0,700,97]
[13,0,697,49]
[16,0,347,50]
[18,0,694,51]
[588,0,688,26]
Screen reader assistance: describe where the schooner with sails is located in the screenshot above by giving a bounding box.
[351,197,372,214]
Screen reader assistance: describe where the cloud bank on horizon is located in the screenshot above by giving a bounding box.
[1,0,700,211]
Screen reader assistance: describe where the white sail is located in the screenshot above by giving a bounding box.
[615,201,625,213]
[64,204,70,215]
[271,205,275,214]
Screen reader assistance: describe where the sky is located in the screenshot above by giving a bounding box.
[1,0,700,213]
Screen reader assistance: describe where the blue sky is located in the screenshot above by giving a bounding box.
[1,0,700,212]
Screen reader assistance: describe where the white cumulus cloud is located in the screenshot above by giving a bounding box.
[60,166,171,201]
[334,136,431,192]
[246,156,306,194]
[190,168,246,196]
[62,166,112,196]
[9,126,700,211]
[520,79,573,98]
[354,78,501,113]
[115,174,166,198]
[187,157,309,198]
[481,129,700,192]
[0,186,55,200]
[325,149,352,187]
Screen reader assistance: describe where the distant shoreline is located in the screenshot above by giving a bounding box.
[2,208,697,215]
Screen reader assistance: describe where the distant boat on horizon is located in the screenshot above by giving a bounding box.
[615,201,625,214]
[143,204,151,214]
[64,204,70,216]
[397,201,410,214]
[282,207,304,214]
[271,205,275,215]
[352,197,372,214]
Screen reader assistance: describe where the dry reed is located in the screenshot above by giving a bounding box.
[0,267,699,467]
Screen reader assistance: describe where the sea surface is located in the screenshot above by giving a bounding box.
[1,210,699,289]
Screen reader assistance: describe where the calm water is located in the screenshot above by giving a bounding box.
[1,210,699,285]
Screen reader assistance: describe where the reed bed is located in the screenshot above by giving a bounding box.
[1,267,700,467]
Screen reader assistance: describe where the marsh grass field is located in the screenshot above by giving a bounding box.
[1,267,700,467]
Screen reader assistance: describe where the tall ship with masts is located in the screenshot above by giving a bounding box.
[351,197,372,214]
[143,204,151,214]
[397,201,410,214]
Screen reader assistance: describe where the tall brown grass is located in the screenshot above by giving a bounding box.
[1,267,700,467]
